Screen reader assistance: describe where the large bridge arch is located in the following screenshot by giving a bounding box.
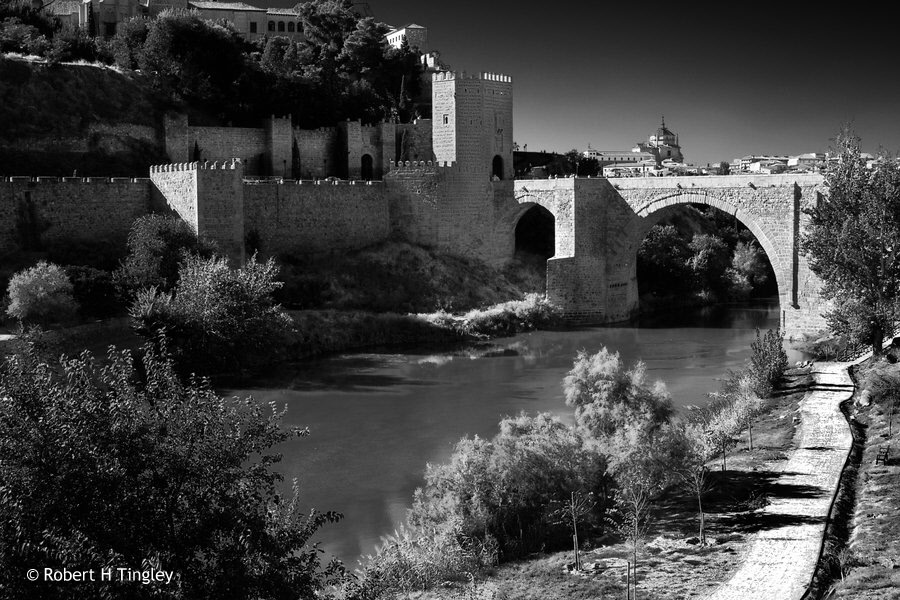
[632,189,789,313]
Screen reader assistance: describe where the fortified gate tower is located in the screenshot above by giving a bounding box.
[425,71,514,256]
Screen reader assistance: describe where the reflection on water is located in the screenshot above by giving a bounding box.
[227,300,806,565]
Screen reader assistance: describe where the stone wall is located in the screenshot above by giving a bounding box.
[243,179,389,256]
[150,160,245,264]
[294,127,339,179]
[189,126,268,175]
[0,176,152,254]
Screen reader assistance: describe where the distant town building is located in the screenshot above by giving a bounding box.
[634,117,684,164]
[385,23,427,51]
[586,117,685,177]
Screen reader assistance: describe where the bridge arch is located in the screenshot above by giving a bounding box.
[633,190,787,310]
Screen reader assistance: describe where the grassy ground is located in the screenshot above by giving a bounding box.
[402,368,811,600]
[825,350,900,598]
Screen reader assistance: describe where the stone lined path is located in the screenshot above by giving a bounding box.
[706,363,854,600]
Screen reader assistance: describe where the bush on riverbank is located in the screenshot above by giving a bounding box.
[130,254,293,373]
[748,328,788,397]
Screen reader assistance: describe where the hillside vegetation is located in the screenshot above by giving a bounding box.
[0,57,170,175]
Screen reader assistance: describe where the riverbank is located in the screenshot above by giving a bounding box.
[819,349,900,598]
[405,366,812,600]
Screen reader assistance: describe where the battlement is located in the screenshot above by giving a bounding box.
[242,178,383,186]
[150,159,242,173]
[2,176,151,184]
[432,71,512,83]
[388,159,456,173]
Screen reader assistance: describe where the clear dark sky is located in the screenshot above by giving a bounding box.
[263,1,900,165]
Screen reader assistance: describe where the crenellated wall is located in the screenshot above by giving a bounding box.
[243,179,389,256]
[0,176,153,254]
[150,160,245,264]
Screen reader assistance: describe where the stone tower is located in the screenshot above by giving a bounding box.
[426,71,514,258]
[432,71,514,180]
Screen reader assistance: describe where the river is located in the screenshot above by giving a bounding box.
[227,300,808,567]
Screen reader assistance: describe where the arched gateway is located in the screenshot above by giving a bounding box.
[506,174,828,339]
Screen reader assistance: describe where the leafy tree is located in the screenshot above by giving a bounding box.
[129,254,294,374]
[605,417,672,598]
[409,412,605,561]
[688,233,732,297]
[719,161,730,175]
[5,261,77,325]
[563,347,673,442]
[111,16,149,69]
[0,340,345,599]
[115,214,214,294]
[561,149,600,177]
[138,10,248,119]
[729,241,770,297]
[637,225,693,297]
[802,129,900,356]
[669,421,716,545]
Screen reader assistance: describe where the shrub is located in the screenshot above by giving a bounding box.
[46,23,98,63]
[409,413,605,562]
[5,261,77,325]
[116,214,214,294]
[0,340,346,599]
[347,520,496,599]
[63,265,120,318]
[748,328,788,397]
[130,254,293,373]
[461,293,560,337]
[563,347,673,440]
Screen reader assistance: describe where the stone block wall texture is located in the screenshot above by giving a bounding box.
[429,72,514,258]
[243,180,389,256]
[294,127,339,179]
[188,126,268,175]
[0,177,152,254]
[265,116,293,178]
[150,163,198,232]
[150,160,245,264]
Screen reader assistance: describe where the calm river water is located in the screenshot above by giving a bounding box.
[227,300,808,566]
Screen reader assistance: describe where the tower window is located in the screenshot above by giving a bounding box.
[442,114,449,125]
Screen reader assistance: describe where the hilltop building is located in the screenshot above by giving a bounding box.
[585,117,685,177]
[634,117,683,164]
[385,23,427,51]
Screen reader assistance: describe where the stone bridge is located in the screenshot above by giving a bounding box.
[505,174,827,339]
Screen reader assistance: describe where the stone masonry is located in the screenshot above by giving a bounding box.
[509,175,828,338]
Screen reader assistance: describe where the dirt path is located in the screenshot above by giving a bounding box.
[706,362,854,600]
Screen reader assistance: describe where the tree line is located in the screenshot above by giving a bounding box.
[0,0,426,127]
